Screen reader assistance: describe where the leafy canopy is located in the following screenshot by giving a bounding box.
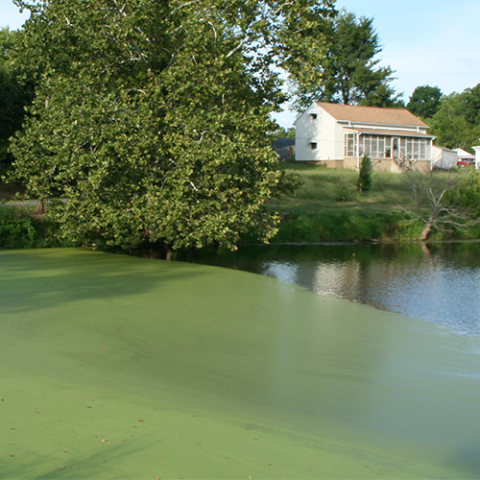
[9,0,334,251]
[428,84,480,151]
[0,27,36,170]
[406,85,443,119]
[289,9,403,111]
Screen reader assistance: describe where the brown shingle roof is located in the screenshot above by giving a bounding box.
[317,102,429,128]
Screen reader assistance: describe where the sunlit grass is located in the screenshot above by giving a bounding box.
[272,161,426,215]
[269,161,475,242]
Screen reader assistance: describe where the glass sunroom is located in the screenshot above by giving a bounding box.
[344,132,433,162]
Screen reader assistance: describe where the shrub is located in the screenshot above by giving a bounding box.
[334,187,356,202]
[0,206,85,249]
[444,171,480,214]
[273,210,409,243]
[0,207,39,248]
[358,155,373,192]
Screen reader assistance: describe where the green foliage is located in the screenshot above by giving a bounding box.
[407,85,442,119]
[272,126,296,138]
[0,205,83,249]
[358,155,372,192]
[9,0,335,251]
[290,9,402,111]
[395,170,480,241]
[274,210,410,243]
[0,27,37,169]
[334,187,356,202]
[268,165,480,242]
[0,207,39,248]
[444,171,480,214]
[428,84,480,151]
[360,83,404,108]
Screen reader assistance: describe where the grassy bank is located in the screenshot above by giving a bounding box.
[269,162,480,243]
[2,164,479,249]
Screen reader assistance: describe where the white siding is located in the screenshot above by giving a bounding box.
[317,110,339,160]
[334,123,346,160]
[295,104,340,162]
[295,103,433,167]
[295,105,320,161]
[432,146,457,169]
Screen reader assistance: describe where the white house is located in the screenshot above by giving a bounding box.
[295,102,435,172]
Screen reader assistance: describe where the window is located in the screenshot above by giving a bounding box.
[310,113,318,120]
[358,135,429,160]
[310,142,317,150]
[403,137,429,160]
[344,133,357,157]
[385,137,392,158]
[364,136,372,156]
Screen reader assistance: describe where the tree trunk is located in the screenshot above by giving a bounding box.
[33,200,44,215]
[419,222,433,241]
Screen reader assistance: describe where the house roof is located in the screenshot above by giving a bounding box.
[453,148,475,158]
[344,128,434,139]
[317,102,429,128]
[433,145,456,153]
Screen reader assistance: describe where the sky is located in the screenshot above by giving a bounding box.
[1,0,479,127]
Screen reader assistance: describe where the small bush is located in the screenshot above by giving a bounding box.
[334,187,356,202]
[0,207,40,248]
[358,155,373,192]
[0,206,85,249]
[444,171,480,214]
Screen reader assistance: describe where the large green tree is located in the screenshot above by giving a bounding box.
[289,9,402,111]
[0,27,36,170]
[9,0,334,252]
[428,85,480,151]
[406,85,443,119]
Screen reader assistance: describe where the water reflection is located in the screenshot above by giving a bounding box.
[176,243,480,337]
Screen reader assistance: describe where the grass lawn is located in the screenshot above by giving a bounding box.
[270,161,423,215]
[1,162,478,244]
[269,161,480,242]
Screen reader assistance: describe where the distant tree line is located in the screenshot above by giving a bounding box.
[407,84,480,152]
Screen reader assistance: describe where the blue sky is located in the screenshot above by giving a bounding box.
[336,0,480,98]
[1,0,29,31]
[2,0,479,127]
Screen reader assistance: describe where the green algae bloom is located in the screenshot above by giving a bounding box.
[1,249,479,479]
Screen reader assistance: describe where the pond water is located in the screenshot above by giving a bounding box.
[1,248,479,479]
[176,242,480,337]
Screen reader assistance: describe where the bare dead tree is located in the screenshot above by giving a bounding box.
[393,169,480,241]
